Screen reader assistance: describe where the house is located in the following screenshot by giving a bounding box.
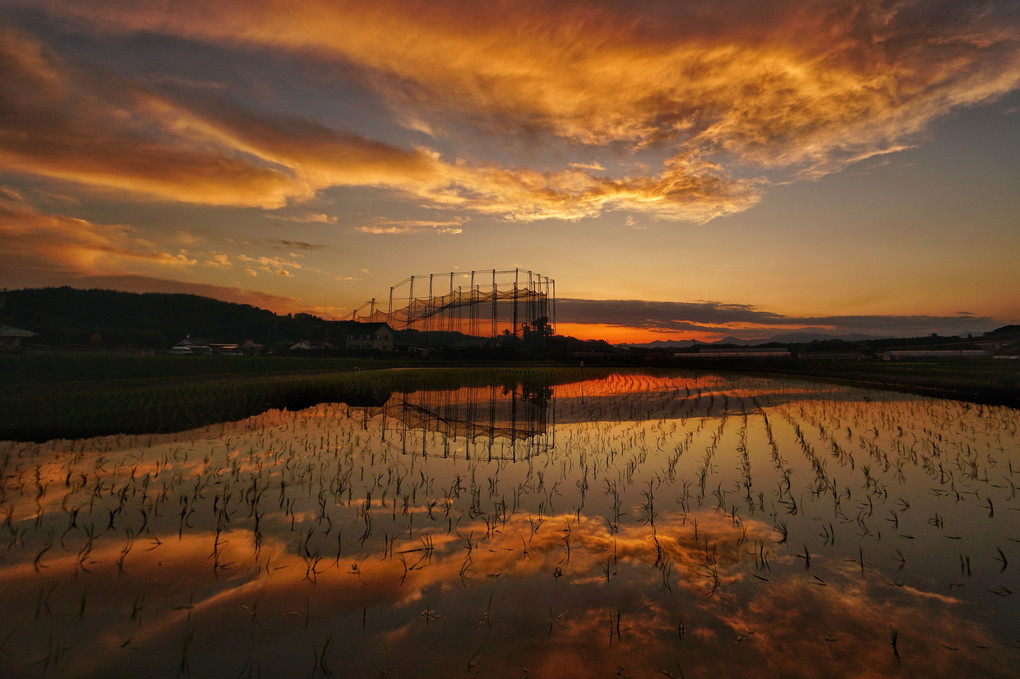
[0,324,38,347]
[173,337,213,355]
[173,337,248,356]
[345,322,394,352]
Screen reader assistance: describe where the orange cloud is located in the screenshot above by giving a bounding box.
[0,21,757,222]
[31,1,1020,164]
[236,254,307,278]
[356,217,468,235]
[0,28,300,208]
[0,190,197,277]
[2,2,1018,229]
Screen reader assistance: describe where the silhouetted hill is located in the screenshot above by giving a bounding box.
[2,287,340,349]
[984,325,1020,340]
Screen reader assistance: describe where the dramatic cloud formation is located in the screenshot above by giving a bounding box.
[0,1,1017,335]
[7,1,1016,220]
[0,20,757,222]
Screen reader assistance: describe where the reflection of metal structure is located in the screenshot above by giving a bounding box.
[381,385,555,461]
[353,269,555,338]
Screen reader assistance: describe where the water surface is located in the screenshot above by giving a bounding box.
[1,372,1017,677]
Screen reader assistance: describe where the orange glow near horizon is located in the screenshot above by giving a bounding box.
[555,322,717,344]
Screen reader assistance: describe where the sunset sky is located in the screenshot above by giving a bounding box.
[2,1,1018,342]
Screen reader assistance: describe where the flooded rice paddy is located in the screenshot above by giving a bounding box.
[1,371,1017,678]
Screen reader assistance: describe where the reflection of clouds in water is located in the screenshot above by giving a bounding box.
[2,373,1018,677]
[0,531,269,678]
[6,509,1005,678]
[719,569,1011,679]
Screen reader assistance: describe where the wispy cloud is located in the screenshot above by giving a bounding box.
[0,189,197,279]
[267,239,324,251]
[356,218,467,235]
[268,213,338,225]
[202,252,232,268]
[236,254,304,278]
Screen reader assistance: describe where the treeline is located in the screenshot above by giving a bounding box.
[2,287,351,349]
[672,326,1020,356]
[1,287,617,359]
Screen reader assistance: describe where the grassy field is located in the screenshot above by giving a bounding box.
[2,352,1017,441]
[0,353,403,384]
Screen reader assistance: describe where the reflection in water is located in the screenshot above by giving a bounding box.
[379,384,555,460]
[0,371,1017,678]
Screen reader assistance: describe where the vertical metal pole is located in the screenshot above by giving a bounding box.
[491,269,497,338]
[469,270,476,337]
[552,279,557,334]
[407,276,414,330]
[388,286,394,327]
[530,271,538,332]
[513,267,519,337]
[427,274,434,339]
[448,272,454,335]
[539,275,546,323]
[538,277,546,326]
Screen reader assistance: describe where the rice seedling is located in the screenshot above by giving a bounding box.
[0,368,1016,677]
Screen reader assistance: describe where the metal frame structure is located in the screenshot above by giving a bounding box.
[352,268,555,338]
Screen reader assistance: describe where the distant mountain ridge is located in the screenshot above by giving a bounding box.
[621,331,884,348]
